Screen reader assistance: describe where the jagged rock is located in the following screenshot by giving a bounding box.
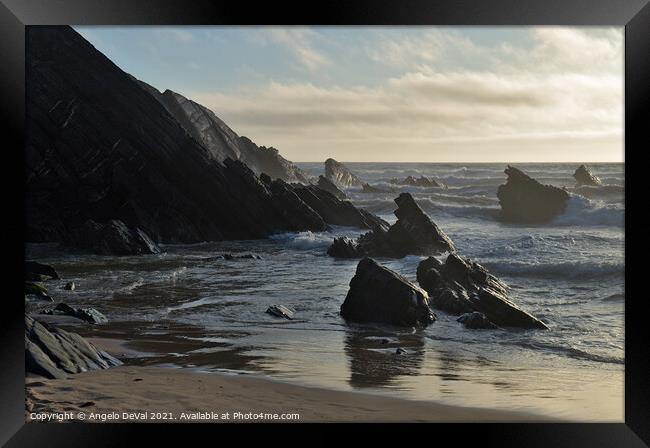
[317,175,347,199]
[573,165,602,187]
[25,282,53,302]
[223,253,262,260]
[293,184,389,230]
[25,261,59,281]
[41,303,108,324]
[497,166,570,223]
[324,158,363,187]
[457,312,497,329]
[65,220,161,256]
[266,305,295,320]
[327,193,455,259]
[361,183,394,194]
[25,315,121,379]
[26,27,361,246]
[389,176,444,188]
[64,282,75,291]
[340,258,436,327]
[416,253,547,329]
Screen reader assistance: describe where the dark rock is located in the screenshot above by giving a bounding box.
[457,312,498,329]
[327,193,455,259]
[497,165,570,223]
[223,253,262,260]
[317,175,347,199]
[340,258,436,327]
[417,253,548,329]
[25,261,59,281]
[25,282,53,302]
[65,219,161,256]
[361,183,394,194]
[389,176,444,188]
[324,158,363,187]
[64,282,75,291]
[25,315,121,379]
[395,347,407,355]
[573,165,602,186]
[42,303,108,324]
[266,305,295,320]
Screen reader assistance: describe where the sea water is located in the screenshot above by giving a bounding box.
[26,163,624,421]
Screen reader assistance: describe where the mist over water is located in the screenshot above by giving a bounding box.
[26,163,624,421]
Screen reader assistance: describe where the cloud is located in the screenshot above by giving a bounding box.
[157,28,194,43]
[257,27,330,71]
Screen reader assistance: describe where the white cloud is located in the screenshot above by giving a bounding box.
[257,27,330,71]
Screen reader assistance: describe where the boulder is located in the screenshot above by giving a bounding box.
[389,176,444,188]
[324,158,363,187]
[327,193,455,258]
[25,261,60,281]
[497,166,570,223]
[416,253,547,329]
[573,165,602,186]
[266,305,295,320]
[25,315,121,379]
[457,312,497,329]
[340,258,436,327]
[41,303,108,324]
[64,281,75,291]
[317,175,347,199]
[66,219,161,256]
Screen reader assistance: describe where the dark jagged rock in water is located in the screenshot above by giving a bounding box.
[222,253,262,260]
[65,220,161,256]
[266,305,295,320]
[324,158,363,187]
[327,193,455,259]
[42,303,108,324]
[361,183,395,194]
[497,166,570,223]
[573,164,602,187]
[416,253,548,329]
[146,87,308,183]
[25,315,121,379]
[457,312,497,329]
[389,176,444,188]
[25,282,53,302]
[64,282,75,291]
[25,261,59,281]
[317,175,347,199]
[341,258,436,327]
[26,26,354,247]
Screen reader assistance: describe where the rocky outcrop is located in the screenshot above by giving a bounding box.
[25,261,59,281]
[65,220,161,256]
[496,166,569,223]
[573,165,602,186]
[317,175,347,199]
[149,87,308,183]
[327,193,455,258]
[25,315,121,379]
[457,312,497,329]
[25,282,52,301]
[26,27,377,248]
[361,183,394,194]
[42,303,108,324]
[266,305,295,320]
[340,258,436,327]
[324,158,363,187]
[416,254,548,329]
[389,176,444,188]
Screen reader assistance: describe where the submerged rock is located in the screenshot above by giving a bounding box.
[573,165,602,187]
[25,315,121,379]
[416,253,547,329]
[457,312,497,329]
[341,258,436,327]
[324,158,363,187]
[25,261,59,281]
[497,166,570,223]
[327,193,455,259]
[42,303,108,324]
[317,175,347,200]
[389,176,444,188]
[266,305,295,320]
[361,183,394,194]
[66,220,161,256]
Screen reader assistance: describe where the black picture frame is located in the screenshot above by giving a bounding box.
[1,0,646,445]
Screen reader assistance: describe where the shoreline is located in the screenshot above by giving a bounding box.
[24,335,563,423]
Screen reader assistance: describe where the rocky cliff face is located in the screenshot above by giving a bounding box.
[25,26,348,246]
[324,158,363,187]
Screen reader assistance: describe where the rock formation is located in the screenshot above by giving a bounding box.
[327,193,455,258]
[317,175,347,199]
[324,158,363,187]
[361,183,395,194]
[496,166,570,223]
[41,303,108,324]
[25,315,121,379]
[25,261,59,281]
[389,175,444,188]
[65,220,161,255]
[573,165,602,186]
[340,258,436,327]
[416,254,548,329]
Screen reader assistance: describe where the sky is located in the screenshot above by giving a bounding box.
[75,26,624,163]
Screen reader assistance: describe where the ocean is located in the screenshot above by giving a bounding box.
[26,162,625,421]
